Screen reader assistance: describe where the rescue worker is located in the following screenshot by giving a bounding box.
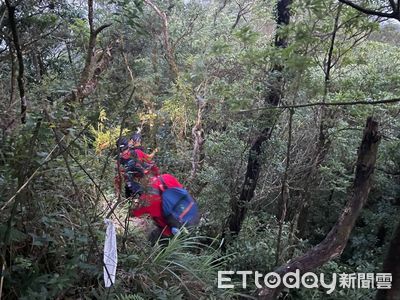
[130,173,183,244]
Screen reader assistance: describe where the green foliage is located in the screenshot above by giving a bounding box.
[69,18,90,45]
[89,108,129,153]
[116,295,145,300]
[106,234,238,299]
[234,26,260,45]
[110,0,145,32]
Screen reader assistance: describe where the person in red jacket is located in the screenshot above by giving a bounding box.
[114,137,145,198]
[129,133,159,176]
[114,134,159,198]
[131,173,183,244]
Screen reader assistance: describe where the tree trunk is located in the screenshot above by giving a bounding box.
[376,220,400,300]
[5,0,26,124]
[9,48,16,105]
[226,0,292,235]
[63,0,112,103]
[258,116,381,300]
[227,126,272,234]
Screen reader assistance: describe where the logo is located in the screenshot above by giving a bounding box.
[217,270,392,294]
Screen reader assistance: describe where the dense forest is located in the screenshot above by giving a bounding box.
[0,0,399,299]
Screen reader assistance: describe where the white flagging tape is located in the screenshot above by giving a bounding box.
[104,219,117,288]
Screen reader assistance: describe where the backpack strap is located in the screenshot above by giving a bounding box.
[178,200,194,221]
[158,175,168,192]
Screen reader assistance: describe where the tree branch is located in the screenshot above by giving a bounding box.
[188,96,206,184]
[338,0,395,19]
[237,97,400,113]
[324,3,342,97]
[88,0,94,33]
[213,0,228,25]
[9,46,16,105]
[224,0,292,238]
[94,23,112,36]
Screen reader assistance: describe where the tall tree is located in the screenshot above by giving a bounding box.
[227,0,292,236]
[4,0,26,124]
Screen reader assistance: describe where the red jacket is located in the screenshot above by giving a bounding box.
[114,149,143,194]
[134,148,152,162]
[131,174,183,236]
[134,148,159,176]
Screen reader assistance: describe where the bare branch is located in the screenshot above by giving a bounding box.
[324,3,342,97]
[331,29,371,69]
[213,0,228,25]
[231,1,252,30]
[339,0,395,19]
[0,5,6,26]
[94,23,112,35]
[237,97,400,113]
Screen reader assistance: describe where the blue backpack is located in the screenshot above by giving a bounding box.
[159,176,200,228]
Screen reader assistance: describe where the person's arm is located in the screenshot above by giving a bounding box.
[131,195,160,217]
[148,147,158,159]
[131,203,151,217]
[135,148,158,162]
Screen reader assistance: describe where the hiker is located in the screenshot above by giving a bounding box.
[114,133,159,198]
[130,173,200,245]
[130,174,182,244]
[128,133,159,176]
[114,137,145,198]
